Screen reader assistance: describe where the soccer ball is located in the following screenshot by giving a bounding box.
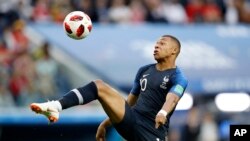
[63,11,92,40]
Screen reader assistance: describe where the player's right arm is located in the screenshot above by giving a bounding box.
[96,117,110,141]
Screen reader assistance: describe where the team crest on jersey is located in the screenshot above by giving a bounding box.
[160,76,169,89]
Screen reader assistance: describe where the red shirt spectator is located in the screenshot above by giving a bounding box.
[186,0,206,23]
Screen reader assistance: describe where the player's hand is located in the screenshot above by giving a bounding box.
[155,113,167,129]
[96,124,106,141]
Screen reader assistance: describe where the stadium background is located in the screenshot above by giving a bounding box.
[0,0,250,141]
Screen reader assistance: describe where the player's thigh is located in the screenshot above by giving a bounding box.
[94,79,126,123]
[113,102,137,141]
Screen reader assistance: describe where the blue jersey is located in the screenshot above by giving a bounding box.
[130,64,188,128]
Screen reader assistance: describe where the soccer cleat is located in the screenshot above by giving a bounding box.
[30,101,60,123]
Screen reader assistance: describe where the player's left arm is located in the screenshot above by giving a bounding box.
[155,93,180,128]
[155,74,188,129]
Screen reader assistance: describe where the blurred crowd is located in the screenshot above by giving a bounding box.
[0,23,71,107]
[0,0,249,107]
[169,106,221,141]
[0,15,71,107]
[1,0,250,25]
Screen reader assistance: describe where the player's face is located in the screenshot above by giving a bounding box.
[153,37,175,61]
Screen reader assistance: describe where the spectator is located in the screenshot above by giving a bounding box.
[0,39,12,69]
[129,0,146,24]
[185,0,206,23]
[50,0,72,23]
[16,0,33,21]
[203,0,222,23]
[108,0,132,23]
[35,42,59,100]
[31,0,51,22]
[164,0,188,24]
[0,65,14,107]
[233,0,250,23]
[8,49,37,106]
[95,0,110,23]
[76,0,98,23]
[198,111,219,141]
[168,127,181,141]
[225,0,238,24]
[96,0,109,23]
[144,0,169,23]
[181,107,201,141]
[4,19,29,53]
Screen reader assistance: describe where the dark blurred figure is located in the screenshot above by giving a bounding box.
[144,0,169,23]
[72,0,98,22]
[168,128,181,141]
[181,107,201,141]
[96,0,110,23]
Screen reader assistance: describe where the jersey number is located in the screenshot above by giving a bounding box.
[140,78,147,91]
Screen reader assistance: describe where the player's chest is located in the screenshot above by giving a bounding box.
[139,72,173,91]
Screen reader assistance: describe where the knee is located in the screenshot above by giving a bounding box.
[93,79,109,94]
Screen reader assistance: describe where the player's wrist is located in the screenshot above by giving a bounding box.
[157,109,168,117]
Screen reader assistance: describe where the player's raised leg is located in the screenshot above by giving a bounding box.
[30,79,126,124]
[94,79,126,123]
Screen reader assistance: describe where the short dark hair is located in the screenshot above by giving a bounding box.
[162,35,181,56]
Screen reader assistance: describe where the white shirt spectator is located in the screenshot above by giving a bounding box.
[164,0,187,24]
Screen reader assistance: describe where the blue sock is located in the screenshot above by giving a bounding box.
[59,81,98,110]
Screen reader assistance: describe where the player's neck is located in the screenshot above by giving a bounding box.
[156,61,176,71]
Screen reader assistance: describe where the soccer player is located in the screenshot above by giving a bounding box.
[30,35,188,141]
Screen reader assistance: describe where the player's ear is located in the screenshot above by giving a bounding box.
[172,46,178,55]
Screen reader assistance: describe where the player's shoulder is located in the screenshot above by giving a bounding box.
[173,67,188,83]
[138,63,155,72]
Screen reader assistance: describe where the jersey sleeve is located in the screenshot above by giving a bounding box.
[130,68,142,96]
[169,72,188,98]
